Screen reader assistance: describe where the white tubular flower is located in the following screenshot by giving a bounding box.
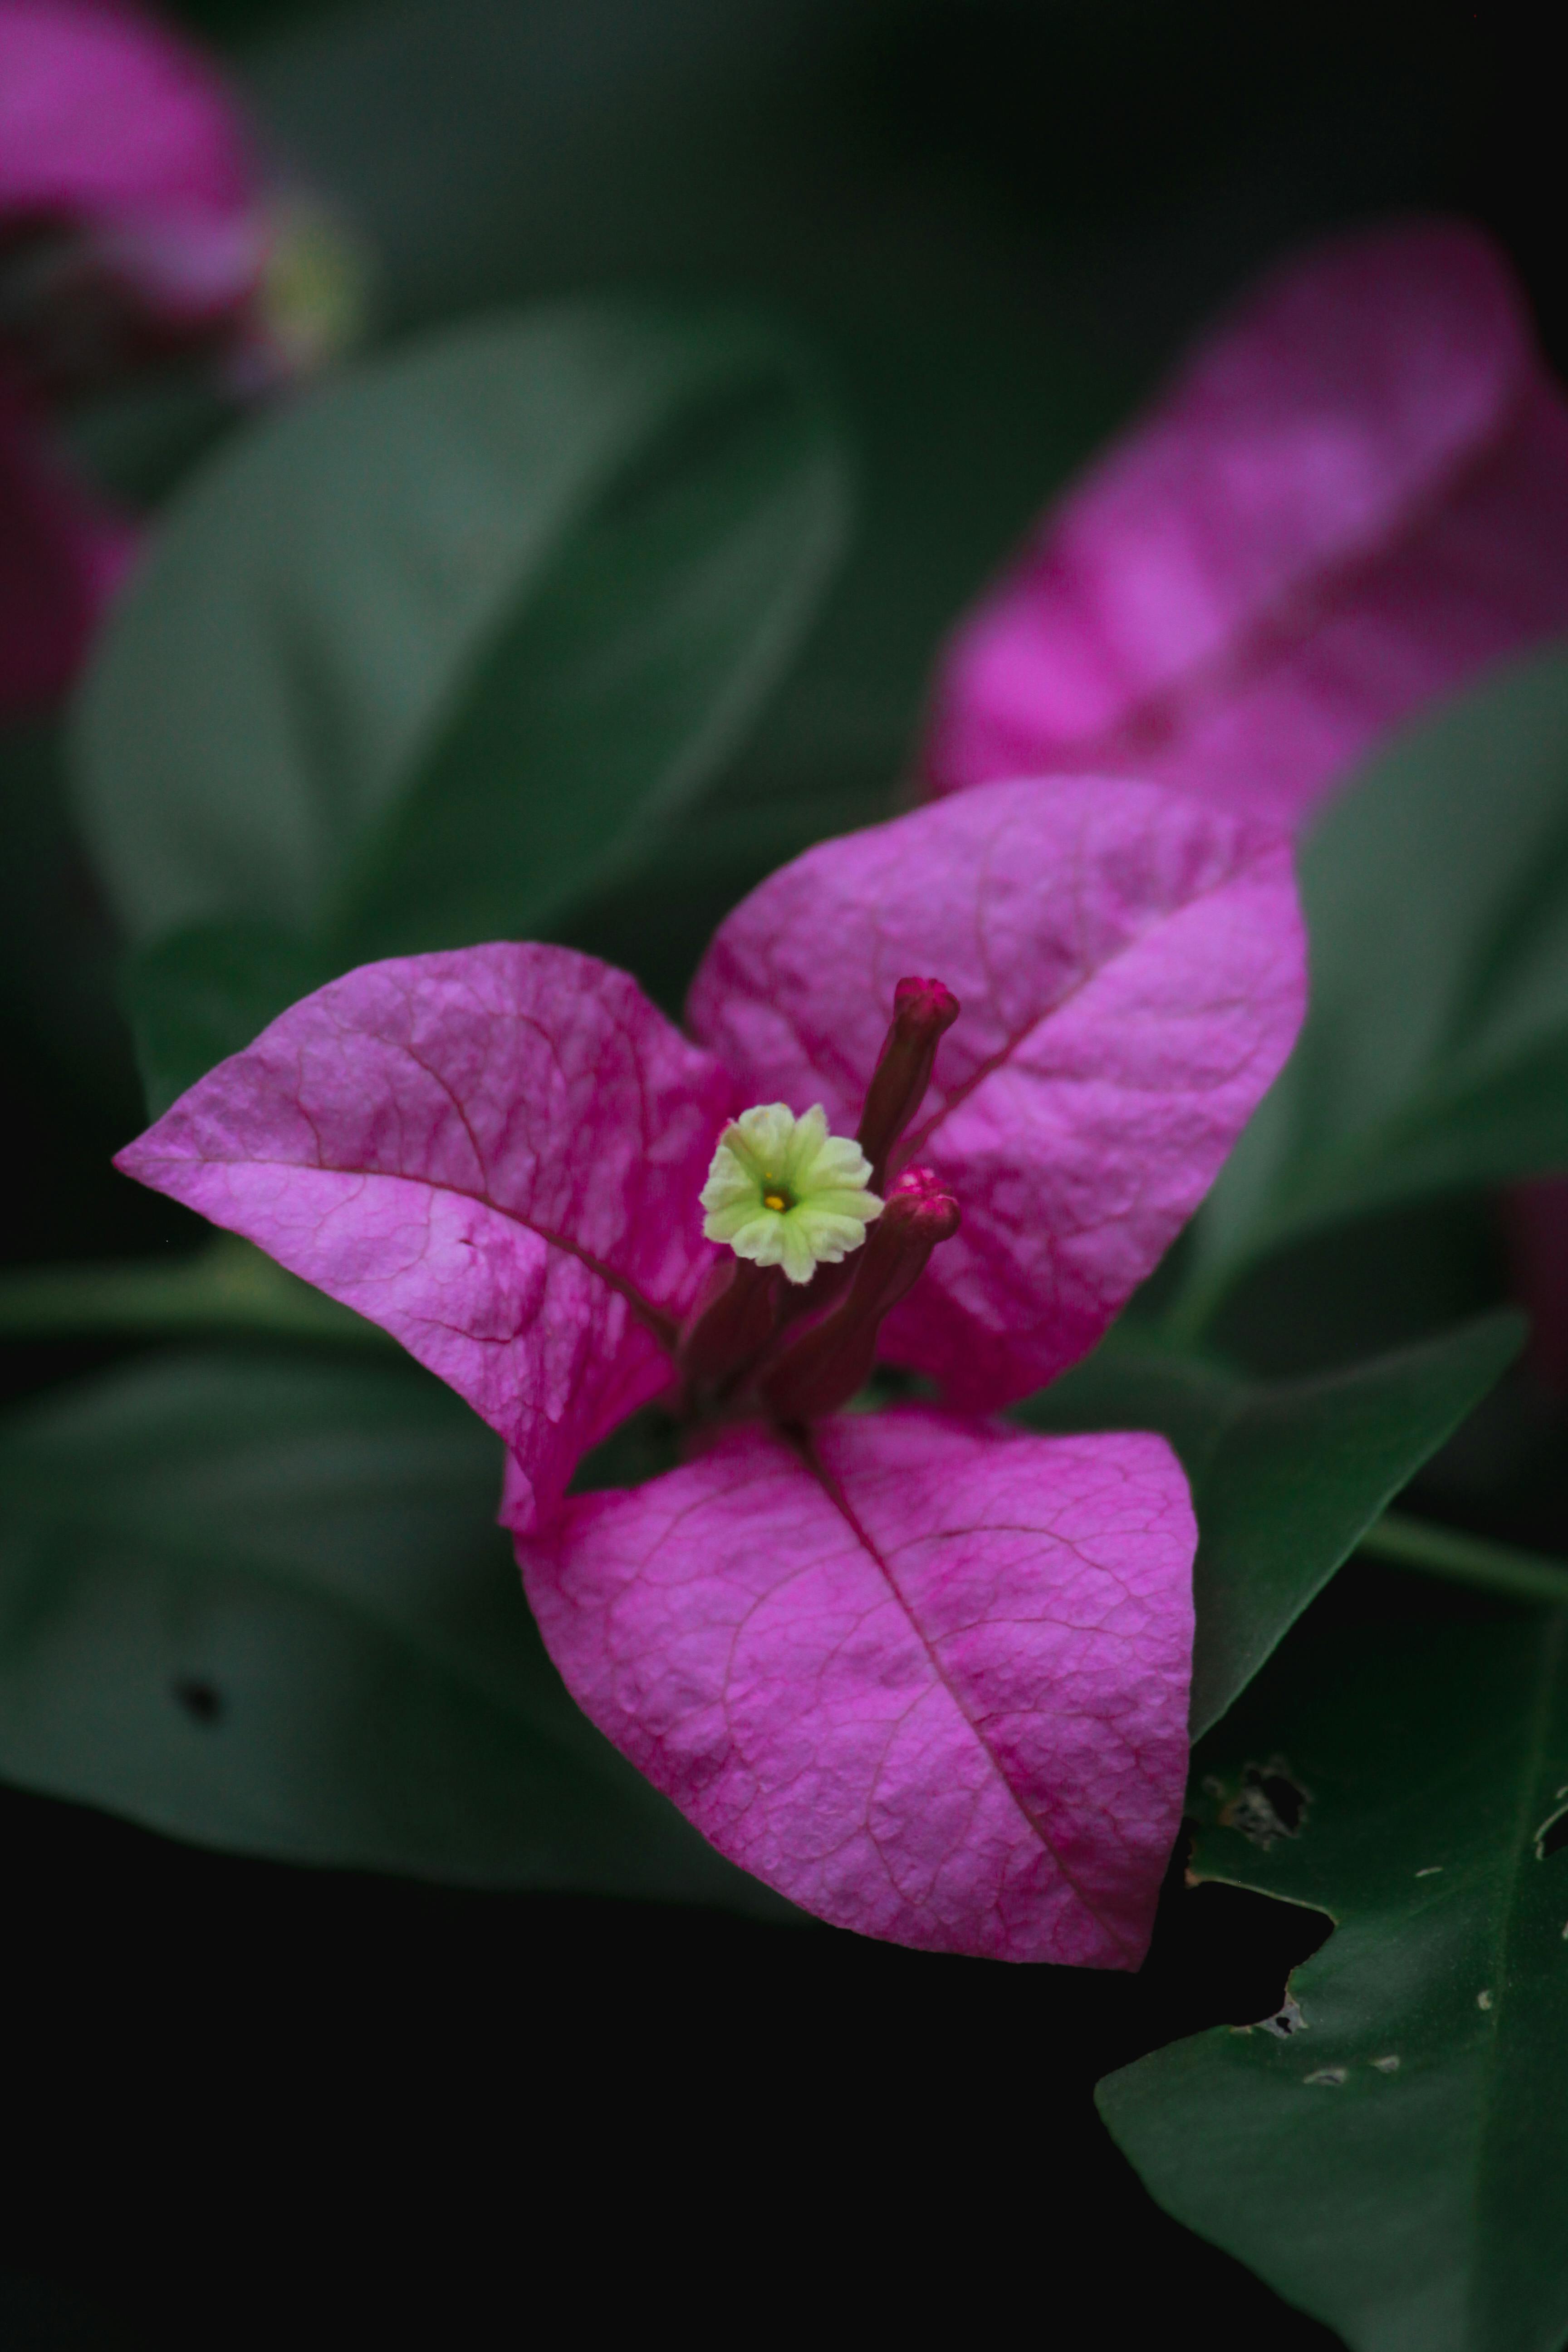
[700,1103,882,1285]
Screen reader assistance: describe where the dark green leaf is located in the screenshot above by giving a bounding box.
[1184,645,1568,1320]
[246,0,1129,808]
[1098,1575,1568,2352]
[121,921,332,1117]
[72,302,849,1103]
[1205,1191,1509,1382]
[331,342,850,961]
[0,1352,789,1913]
[0,721,142,1127]
[556,783,885,1019]
[1020,1313,1524,1735]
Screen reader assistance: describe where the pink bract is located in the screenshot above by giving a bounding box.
[121,947,736,1535]
[517,1413,1194,1964]
[691,778,1301,1407]
[922,220,1568,831]
[0,0,260,325]
[116,776,1306,1960]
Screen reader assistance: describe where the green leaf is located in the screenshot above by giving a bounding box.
[1019,1312,1524,1735]
[120,921,333,1117]
[329,343,850,962]
[247,0,1127,815]
[0,721,142,1127]
[557,781,887,1020]
[0,1352,789,1913]
[1098,1576,1568,2352]
[1183,644,1568,1322]
[72,301,849,1101]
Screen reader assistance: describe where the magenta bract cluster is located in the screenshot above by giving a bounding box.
[118,777,1304,1962]
[107,210,1568,1962]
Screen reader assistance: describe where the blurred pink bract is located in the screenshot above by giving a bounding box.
[116,778,1306,1964]
[922,219,1568,830]
[0,0,262,711]
[0,0,259,320]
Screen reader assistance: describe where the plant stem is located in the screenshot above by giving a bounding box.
[0,1235,385,1348]
[1362,1510,1568,1606]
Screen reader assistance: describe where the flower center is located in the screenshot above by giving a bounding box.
[700,1102,882,1287]
[678,977,962,1412]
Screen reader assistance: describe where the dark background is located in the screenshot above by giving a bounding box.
[3,3,1560,2341]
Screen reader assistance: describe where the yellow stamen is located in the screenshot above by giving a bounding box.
[763,1192,787,1211]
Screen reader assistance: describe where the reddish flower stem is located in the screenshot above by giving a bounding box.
[677,1256,781,1393]
[760,1170,960,1423]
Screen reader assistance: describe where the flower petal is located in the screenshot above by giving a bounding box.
[689,776,1304,1408]
[115,945,736,1529]
[513,1407,1194,1965]
[922,220,1568,829]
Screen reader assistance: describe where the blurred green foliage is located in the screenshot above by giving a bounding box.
[74,303,848,1107]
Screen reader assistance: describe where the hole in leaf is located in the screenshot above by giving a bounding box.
[1536,1804,1568,1861]
[172,1677,224,1725]
[1220,1760,1309,1847]
[1137,1858,1333,2045]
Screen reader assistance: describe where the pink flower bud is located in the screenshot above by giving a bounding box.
[855,976,959,1189]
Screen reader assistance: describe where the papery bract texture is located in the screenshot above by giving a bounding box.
[113,946,735,1529]
[1,368,134,711]
[922,221,1568,828]
[514,1408,1195,1964]
[689,776,1305,1410]
[0,0,259,323]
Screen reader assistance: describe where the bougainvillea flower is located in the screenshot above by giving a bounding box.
[115,777,1305,1962]
[922,220,1568,832]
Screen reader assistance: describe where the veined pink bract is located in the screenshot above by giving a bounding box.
[922,216,1568,1391]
